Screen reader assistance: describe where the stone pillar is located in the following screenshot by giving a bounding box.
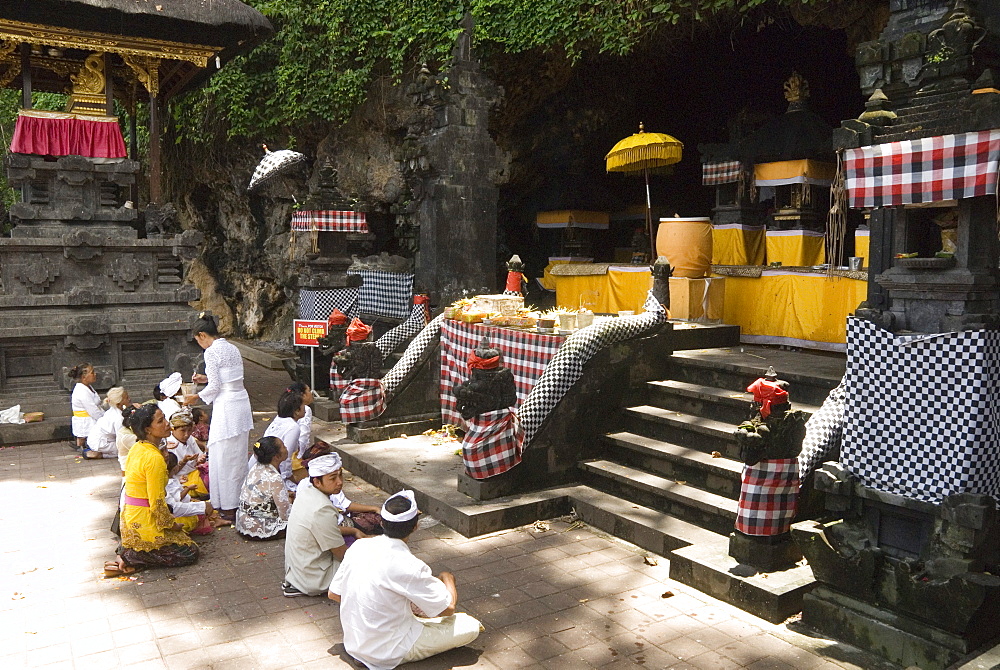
[412,44,504,303]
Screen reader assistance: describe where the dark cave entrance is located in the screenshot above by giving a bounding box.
[492,20,864,284]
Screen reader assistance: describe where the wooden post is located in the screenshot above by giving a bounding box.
[104,53,114,116]
[19,43,31,108]
[148,95,161,204]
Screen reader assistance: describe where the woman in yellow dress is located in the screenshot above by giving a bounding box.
[104,404,199,576]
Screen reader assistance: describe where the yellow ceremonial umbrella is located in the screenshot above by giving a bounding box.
[605,123,683,261]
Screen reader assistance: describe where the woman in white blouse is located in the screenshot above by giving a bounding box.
[183,313,254,521]
[85,387,130,460]
[70,363,104,451]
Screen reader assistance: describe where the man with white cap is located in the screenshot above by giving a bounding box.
[282,453,348,597]
[329,490,482,669]
[155,372,183,422]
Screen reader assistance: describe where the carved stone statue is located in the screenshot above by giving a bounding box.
[730,366,807,571]
[454,337,517,420]
[332,318,383,382]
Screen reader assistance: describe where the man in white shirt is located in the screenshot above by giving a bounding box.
[282,454,347,597]
[329,490,482,669]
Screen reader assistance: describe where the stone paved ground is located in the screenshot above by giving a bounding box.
[0,361,888,670]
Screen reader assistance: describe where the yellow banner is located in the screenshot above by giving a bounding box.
[712,226,765,266]
[554,268,652,313]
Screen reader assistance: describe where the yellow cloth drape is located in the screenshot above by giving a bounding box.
[720,271,867,347]
[122,441,195,552]
[712,225,765,266]
[554,267,652,313]
[754,159,836,185]
[766,231,825,267]
[854,230,870,267]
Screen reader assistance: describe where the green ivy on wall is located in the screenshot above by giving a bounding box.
[171,0,804,143]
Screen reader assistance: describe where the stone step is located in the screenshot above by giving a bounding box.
[647,379,820,425]
[604,431,743,499]
[895,105,966,126]
[622,405,740,458]
[567,485,726,557]
[669,538,817,624]
[580,459,738,535]
[668,350,841,406]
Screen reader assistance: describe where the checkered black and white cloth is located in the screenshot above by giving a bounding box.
[440,321,567,431]
[735,459,800,536]
[519,291,666,445]
[338,378,386,424]
[461,408,524,479]
[702,160,742,186]
[845,130,1000,208]
[381,313,445,396]
[299,288,359,320]
[248,149,306,191]
[798,379,847,482]
[291,210,368,233]
[376,303,430,357]
[842,318,1000,503]
[346,270,414,320]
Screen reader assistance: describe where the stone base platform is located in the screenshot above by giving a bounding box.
[669,537,816,624]
[802,586,997,670]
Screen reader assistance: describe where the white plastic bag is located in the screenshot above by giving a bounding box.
[0,405,25,424]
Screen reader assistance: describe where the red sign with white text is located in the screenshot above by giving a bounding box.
[293,319,327,347]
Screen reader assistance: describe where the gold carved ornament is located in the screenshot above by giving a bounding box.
[70,52,105,95]
[783,71,809,103]
[0,18,218,67]
[0,39,20,88]
[122,54,160,97]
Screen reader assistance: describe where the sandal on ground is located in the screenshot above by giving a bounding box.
[102,561,137,578]
[83,449,103,460]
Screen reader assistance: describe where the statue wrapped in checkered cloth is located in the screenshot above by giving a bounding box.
[454,337,524,479]
[318,309,350,400]
[335,318,386,424]
[734,367,806,538]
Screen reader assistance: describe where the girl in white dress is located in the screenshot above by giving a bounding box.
[183,313,254,521]
[236,437,291,540]
[70,363,104,451]
[85,387,130,460]
[165,409,209,499]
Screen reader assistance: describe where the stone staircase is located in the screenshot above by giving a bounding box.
[876,80,971,144]
[571,347,843,622]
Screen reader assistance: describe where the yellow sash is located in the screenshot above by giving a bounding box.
[73,410,90,417]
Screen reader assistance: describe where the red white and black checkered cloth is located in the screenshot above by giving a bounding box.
[440,321,566,431]
[845,130,1000,208]
[291,210,368,233]
[338,378,386,424]
[702,160,742,186]
[329,367,348,397]
[735,458,800,536]
[461,408,525,479]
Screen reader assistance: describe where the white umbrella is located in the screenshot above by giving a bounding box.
[247,144,307,192]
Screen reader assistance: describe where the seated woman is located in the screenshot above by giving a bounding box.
[165,410,209,499]
[103,404,199,577]
[116,406,139,476]
[236,437,291,541]
[70,363,104,451]
[85,387,130,460]
[257,390,304,492]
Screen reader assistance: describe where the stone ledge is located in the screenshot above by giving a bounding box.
[230,339,296,371]
[668,537,816,624]
[0,418,72,446]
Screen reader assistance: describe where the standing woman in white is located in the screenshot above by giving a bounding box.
[183,313,254,521]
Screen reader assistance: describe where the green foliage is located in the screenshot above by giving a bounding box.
[155,1,810,143]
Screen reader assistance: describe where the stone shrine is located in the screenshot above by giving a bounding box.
[798,2,1000,668]
[0,154,203,400]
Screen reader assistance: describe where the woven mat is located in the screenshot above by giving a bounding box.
[711,265,867,281]
[549,263,611,276]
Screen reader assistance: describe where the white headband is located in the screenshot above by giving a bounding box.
[381,490,419,522]
[308,453,342,477]
[159,372,182,398]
